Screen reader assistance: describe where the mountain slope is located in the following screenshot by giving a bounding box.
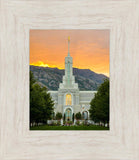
[30,65,108,91]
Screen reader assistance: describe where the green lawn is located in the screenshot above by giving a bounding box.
[30,125,109,130]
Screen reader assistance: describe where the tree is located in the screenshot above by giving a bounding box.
[75,112,81,120]
[30,71,36,91]
[89,79,109,126]
[56,112,62,120]
[63,113,65,121]
[72,113,74,122]
[30,71,54,126]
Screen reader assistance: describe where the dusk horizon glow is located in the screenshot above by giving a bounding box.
[30,30,109,77]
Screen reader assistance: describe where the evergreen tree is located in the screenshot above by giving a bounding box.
[56,112,62,120]
[75,112,81,120]
[63,113,65,121]
[89,79,109,126]
[72,113,74,122]
[30,71,54,126]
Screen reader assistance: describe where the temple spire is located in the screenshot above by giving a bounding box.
[68,36,70,56]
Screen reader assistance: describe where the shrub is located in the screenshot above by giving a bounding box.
[56,112,62,120]
[76,121,80,126]
[75,112,81,120]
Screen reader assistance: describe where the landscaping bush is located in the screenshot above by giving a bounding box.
[76,121,80,126]
[57,121,61,126]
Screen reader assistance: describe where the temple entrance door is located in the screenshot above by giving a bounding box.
[65,108,72,121]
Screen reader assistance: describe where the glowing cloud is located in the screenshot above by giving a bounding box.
[30,61,49,67]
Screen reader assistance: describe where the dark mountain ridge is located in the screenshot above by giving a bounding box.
[30,65,108,91]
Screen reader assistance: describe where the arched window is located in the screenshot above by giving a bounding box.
[66,94,72,105]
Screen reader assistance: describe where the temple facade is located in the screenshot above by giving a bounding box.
[48,38,97,121]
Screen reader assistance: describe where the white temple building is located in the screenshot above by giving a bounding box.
[48,38,97,121]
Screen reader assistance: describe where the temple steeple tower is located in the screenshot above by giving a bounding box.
[59,37,78,90]
[65,37,73,78]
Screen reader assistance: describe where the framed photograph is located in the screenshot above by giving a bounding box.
[30,29,109,130]
[0,0,139,159]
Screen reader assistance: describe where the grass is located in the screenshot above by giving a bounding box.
[30,125,109,130]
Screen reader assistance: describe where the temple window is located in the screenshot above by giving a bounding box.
[66,94,72,105]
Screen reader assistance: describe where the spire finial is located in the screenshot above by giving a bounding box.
[68,36,70,56]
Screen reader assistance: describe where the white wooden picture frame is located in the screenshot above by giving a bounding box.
[0,0,139,159]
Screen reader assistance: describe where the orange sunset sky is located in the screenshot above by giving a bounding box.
[30,30,109,77]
